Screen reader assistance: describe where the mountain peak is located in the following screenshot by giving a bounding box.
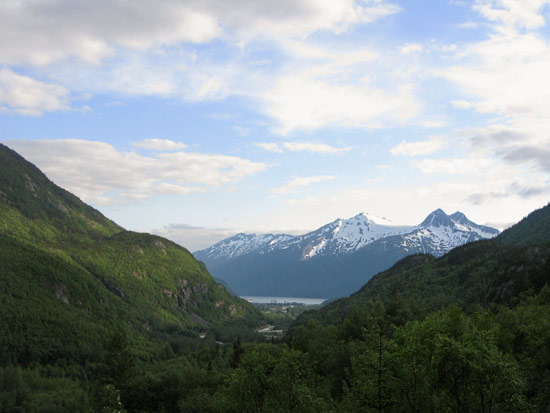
[449,211,468,224]
[352,211,394,226]
[420,208,452,227]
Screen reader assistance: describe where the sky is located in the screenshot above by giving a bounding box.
[1,0,550,251]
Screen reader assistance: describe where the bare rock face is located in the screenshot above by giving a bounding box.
[153,240,167,255]
[162,289,174,298]
[190,313,208,327]
[55,202,69,214]
[178,279,192,306]
[196,282,208,294]
[175,278,211,308]
[55,285,70,304]
[24,174,38,197]
[101,278,125,299]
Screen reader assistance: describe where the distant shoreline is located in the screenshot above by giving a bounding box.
[240,296,327,305]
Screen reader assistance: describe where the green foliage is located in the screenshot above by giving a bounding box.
[0,366,90,412]
[390,309,531,412]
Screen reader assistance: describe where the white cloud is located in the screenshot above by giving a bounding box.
[400,43,423,54]
[272,176,335,195]
[209,0,400,41]
[0,0,399,67]
[0,1,220,66]
[5,139,267,205]
[153,224,238,252]
[473,0,550,31]
[263,69,418,133]
[254,142,284,153]
[390,137,444,156]
[0,0,407,129]
[0,68,70,115]
[456,21,480,29]
[280,174,549,233]
[132,139,187,151]
[421,120,447,128]
[255,141,350,155]
[451,100,473,109]
[415,156,496,175]
[433,1,550,184]
[283,142,350,154]
[442,32,550,119]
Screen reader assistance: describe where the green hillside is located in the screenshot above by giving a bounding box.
[0,144,264,410]
[497,203,550,247]
[279,203,550,412]
[0,144,122,243]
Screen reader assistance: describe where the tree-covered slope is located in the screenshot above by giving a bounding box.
[0,143,263,369]
[0,144,122,243]
[496,203,550,247]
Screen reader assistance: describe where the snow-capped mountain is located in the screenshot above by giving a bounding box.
[398,209,499,257]
[267,212,416,259]
[196,209,497,262]
[197,232,293,263]
[194,209,499,298]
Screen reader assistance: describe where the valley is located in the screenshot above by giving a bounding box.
[3,2,550,411]
[1,143,549,412]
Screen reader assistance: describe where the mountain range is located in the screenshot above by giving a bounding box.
[195,210,499,298]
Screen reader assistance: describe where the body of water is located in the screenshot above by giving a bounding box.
[240,296,327,305]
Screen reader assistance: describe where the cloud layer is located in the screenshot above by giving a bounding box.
[0,0,399,66]
[5,139,267,205]
[0,0,408,129]
[1,0,550,240]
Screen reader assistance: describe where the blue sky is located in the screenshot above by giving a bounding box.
[2,0,550,250]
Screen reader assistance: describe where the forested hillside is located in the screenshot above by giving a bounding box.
[0,144,263,411]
